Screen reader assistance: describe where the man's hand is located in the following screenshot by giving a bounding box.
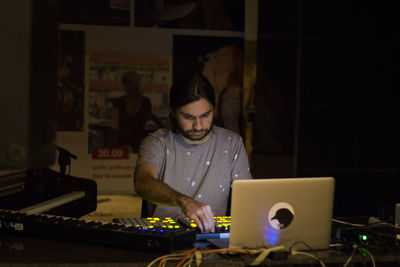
[178,196,215,233]
[135,164,215,233]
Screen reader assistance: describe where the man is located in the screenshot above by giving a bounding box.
[134,73,252,233]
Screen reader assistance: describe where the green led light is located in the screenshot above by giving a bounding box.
[359,234,368,241]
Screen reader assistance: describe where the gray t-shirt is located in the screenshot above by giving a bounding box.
[136,126,253,219]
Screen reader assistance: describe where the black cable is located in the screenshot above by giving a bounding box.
[56,146,77,175]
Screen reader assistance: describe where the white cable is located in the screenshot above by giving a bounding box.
[194,250,202,266]
[343,244,357,267]
[249,245,286,265]
[359,247,376,267]
[182,257,193,267]
[332,218,365,227]
[333,218,400,229]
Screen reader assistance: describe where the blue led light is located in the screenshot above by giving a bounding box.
[264,226,280,245]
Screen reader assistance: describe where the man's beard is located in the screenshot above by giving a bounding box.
[175,118,214,142]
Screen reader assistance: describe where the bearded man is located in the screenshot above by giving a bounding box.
[134,73,252,233]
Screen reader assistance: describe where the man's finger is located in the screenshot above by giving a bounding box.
[192,215,205,233]
[203,206,215,233]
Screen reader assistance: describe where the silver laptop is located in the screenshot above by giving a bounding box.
[225,177,335,251]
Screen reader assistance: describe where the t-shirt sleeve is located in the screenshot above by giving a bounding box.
[230,136,253,181]
[136,133,165,174]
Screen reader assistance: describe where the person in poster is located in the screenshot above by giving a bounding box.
[199,44,244,135]
[110,70,163,153]
[88,54,170,154]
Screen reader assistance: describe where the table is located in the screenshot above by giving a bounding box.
[1,232,399,266]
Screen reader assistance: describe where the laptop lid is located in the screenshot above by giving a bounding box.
[228,177,335,251]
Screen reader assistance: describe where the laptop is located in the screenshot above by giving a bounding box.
[210,177,335,251]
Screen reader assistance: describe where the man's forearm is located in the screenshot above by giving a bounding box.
[135,173,188,207]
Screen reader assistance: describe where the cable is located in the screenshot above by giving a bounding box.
[289,241,314,251]
[148,245,286,267]
[152,256,185,267]
[249,245,285,265]
[333,217,400,229]
[182,258,193,267]
[341,244,376,267]
[147,246,197,267]
[288,241,327,267]
[289,241,323,262]
[359,247,376,267]
[332,218,366,227]
[159,256,187,267]
[177,254,192,267]
[194,250,202,266]
[343,244,357,267]
[148,239,378,267]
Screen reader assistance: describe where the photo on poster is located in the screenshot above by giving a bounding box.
[88,54,170,154]
[135,0,244,31]
[173,35,244,135]
[58,0,130,26]
[57,30,85,131]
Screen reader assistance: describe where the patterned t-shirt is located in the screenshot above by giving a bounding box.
[136,126,253,219]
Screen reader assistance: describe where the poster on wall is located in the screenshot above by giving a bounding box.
[87,53,169,184]
[173,35,245,136]
[57,30,85,131]
[88,53,170,154]
[135,0,244,31]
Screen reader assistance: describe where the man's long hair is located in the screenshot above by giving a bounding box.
[168,73,216,132]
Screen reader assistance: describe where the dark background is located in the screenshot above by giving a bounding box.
[253,1,400,218]
[172,35,244,82]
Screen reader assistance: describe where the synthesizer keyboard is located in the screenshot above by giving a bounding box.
[114,216,231,240]
[178,216,231,240]
[0,209,196,251]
